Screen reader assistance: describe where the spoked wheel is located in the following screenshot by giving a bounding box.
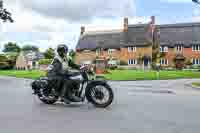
[37,88,58,104]
[86,83,114,108]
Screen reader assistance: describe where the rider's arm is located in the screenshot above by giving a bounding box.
[68,58,80,70]
[49,58,65,76]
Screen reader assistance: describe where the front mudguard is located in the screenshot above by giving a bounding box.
[86,80,108,89]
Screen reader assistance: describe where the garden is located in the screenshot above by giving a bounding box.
[1,69,200,81]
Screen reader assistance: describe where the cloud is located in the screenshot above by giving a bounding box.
[0,0,139,51]
[19,0,136,22]
[160,0,192,3]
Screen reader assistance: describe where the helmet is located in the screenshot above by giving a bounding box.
[57,44,68,57]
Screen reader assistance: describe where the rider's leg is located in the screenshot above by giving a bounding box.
[63,79,82,102]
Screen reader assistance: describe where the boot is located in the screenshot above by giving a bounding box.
[68,95,83,102]
[66,88,82,102]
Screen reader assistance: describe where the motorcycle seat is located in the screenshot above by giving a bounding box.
[67,72,81,77]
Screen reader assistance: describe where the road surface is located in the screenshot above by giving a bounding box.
[1,76,200,133]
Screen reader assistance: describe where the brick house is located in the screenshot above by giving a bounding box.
[158,23,200,68]
[75,16,200,69]
[16,51,44,70]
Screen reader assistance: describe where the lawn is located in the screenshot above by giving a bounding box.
[192,82,200,87]
[0,70,46,79]
[0,70,200,81]
[104,70,200,80]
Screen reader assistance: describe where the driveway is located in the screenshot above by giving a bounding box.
[1,76,200,133]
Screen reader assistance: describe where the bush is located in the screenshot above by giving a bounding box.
[0,54,16,69]
[0,62,10,69]
[119,60,128,66]
[185,60,193,66]
[108,66,117,70]
[38,59,53,65]
[0,54,8,62]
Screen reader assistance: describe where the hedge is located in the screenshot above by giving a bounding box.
[38,59,53,65]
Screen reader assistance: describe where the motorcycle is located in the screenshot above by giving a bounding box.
[31,66,114,108]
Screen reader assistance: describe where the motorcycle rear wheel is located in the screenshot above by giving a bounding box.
[37,88,58,104]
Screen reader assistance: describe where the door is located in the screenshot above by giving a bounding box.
[175,59,184,70]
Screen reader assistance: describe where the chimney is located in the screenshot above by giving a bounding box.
[80,26,85,35]
[151,16,155,24]
[123,17,128,32]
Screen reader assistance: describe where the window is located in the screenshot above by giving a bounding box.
[176,45,183,52]
[96,49,101,55]
[108,60,117,66]
[108,49,115,55]
[192,58,200,65]
[81,60,92,65]
[83,50,91,52]
[192,45,200,51]
[160,46,168,52]
[160,59,168,65]
[128,46,136,52]
[128,59,137,65]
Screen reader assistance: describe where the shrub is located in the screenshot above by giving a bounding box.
[0,62,10,69]
[185,60,193,66]
[0,54,8,62]
[38,59,53,65]
[119,60,128,66]
[108,66,117,70]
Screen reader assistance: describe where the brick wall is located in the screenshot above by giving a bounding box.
[102,49,121,59]
[162,48,176,67]
[120,46,152,64]
[75,47,153,66]
[75,50,96,64]
[75,46,200,67]
[183,48,200,60]
[75,49,121,65]
[161,47,200,67]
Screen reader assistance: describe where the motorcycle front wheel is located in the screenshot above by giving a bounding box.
[86,82,114,108]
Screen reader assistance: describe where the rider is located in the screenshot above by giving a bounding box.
[47,44,82,102]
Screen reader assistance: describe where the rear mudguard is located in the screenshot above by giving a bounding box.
[31,78,48,94]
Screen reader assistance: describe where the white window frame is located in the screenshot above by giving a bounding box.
[81,60,92,65]
[160,59,168,65]
[128,59,137,65]
[96,49,101,55]
[108,60,117,66]
[160,46,168,52]
[128,46,137,52]
[108,49,115,55]
[176,45,183,52]
[83,49,91,52]
[192,45,200,51]
[192,58,200,65]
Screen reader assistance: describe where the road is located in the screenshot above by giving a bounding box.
[1,76,200,133]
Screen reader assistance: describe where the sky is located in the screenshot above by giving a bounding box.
[0,0,199,52]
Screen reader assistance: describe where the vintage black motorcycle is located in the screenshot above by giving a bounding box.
[31,67,114,108]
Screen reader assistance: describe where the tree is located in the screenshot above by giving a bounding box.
[22,45,39,52]
[151,28,160,70]
[44,48,55,59]
[0,54,9,69]
[0,0,14,22]
[6,52,18,69]
[3,42,21,53]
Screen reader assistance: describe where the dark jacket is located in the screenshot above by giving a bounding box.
[47,56,80,78]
